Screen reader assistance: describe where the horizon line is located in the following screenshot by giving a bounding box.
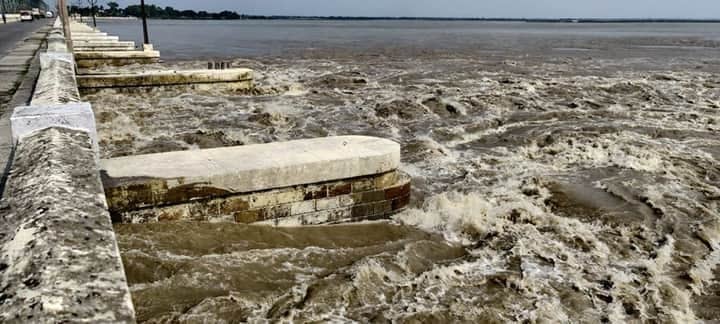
[136,14,720,22]
[238,15,720,20]
[93,4,720,21]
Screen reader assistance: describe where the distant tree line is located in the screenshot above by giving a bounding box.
[67,2,720,23]
[71,2,242,20]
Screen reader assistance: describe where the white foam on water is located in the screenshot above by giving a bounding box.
[90,56,720,322]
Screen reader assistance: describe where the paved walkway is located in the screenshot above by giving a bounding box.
[0,19,46,56]
[0,20,49,105]
[0,21,51,195]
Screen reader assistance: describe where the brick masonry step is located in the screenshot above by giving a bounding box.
[74,51,161,68]
[111,171,411,225]
[101,136,401,212]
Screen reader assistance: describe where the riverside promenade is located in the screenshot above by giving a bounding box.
[0,19,52,194]
[0,19,50,114]
[0,18,410,322]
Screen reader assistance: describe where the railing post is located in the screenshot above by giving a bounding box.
[59,0,74,52]
[140,0,149,45]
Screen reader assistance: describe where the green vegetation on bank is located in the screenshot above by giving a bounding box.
[71,2,241,20]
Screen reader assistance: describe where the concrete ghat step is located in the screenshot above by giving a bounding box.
[72,36,120,42]
[101,136,404,221]
[0,127,136,322]
[74,50,160,59]
[77,68,254,91]
[71,32,109,37]
[72,41,135,47]
[74,46,137,52]
[74,50,161,68]
[72,41,137,52]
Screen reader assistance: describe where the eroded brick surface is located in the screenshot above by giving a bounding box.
[113,171,411,225]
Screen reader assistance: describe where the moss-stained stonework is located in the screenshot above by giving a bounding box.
[75,56,160,69]
[77,69,254,94]
[105,171,411,225]
[0,128,136,323]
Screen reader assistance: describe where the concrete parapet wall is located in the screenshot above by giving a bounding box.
[46,20,67,53]
[0,128,135,322]
[30,53,79,105]
[11,103,99,152]
[46,33,68,53]
[0,18,137,322]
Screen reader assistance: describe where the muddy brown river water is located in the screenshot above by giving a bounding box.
[88,20,720,323]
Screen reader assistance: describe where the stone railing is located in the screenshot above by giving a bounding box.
[0,18,136,323]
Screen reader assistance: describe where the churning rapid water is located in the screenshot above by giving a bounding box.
[87,20,720,322]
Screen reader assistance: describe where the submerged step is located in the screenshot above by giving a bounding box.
[101,136,410,224]
[74,50,161,68]
[77,68,254,92]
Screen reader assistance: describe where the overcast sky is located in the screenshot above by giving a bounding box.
[70,1,720,19]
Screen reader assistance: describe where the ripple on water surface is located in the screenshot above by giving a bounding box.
[87,53,720,322]
[115,222,465,322]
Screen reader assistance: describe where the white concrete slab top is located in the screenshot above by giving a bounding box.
[101,136,401,193]
[72,36,120,41]
[74,50,160,59]
[11,103,99,151]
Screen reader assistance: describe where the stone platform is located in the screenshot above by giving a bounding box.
[78,68,254,92]
[101,136,410,224]
[74,50,161,68]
